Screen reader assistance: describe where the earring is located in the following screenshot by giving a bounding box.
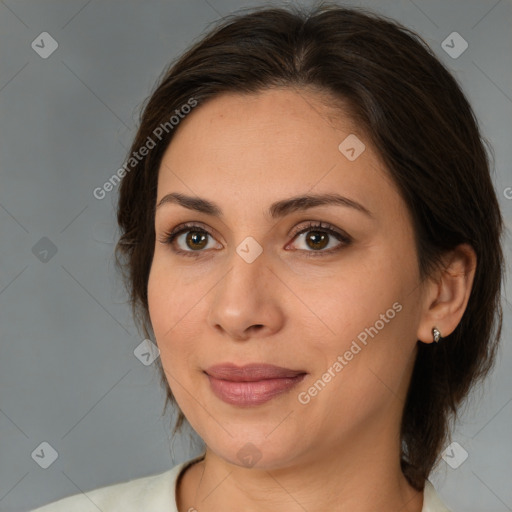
[432,327,441,343]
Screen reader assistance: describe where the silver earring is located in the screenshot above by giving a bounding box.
[432,327,441,343]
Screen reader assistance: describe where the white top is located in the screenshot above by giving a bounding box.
[31,455,452,511]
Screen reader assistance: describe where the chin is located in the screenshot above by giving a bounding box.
[202,429,306,470]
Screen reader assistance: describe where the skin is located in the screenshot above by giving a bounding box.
[147,87,476,512]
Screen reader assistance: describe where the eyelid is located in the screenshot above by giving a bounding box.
[288,221,351,242]
[159,221,220,243]
[158,220,352,256]
[157,221,222,250]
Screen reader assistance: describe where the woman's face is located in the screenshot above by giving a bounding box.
[148,88,426,469]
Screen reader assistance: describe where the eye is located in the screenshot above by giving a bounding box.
[158,220,352,258]
[286,221,352,257]
[158,222,222,257]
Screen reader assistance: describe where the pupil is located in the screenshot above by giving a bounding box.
[184,230,329,251]
[187,231,207,250]
[308,232,327,250]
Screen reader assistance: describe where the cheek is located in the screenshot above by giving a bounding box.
[148,253,193,329]
[147,262,169,337]
[327,263,419,398]
[300,245,419,370]
[147,259,184,355]
[147,256,211,365]
[300,254,400,332]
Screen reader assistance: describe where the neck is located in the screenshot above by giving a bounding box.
[177,421,424,512]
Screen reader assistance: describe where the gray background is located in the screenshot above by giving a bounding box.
[0,0,511,511]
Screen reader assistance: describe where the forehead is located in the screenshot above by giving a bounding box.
[156,88,402,220]
[164,87,358,161]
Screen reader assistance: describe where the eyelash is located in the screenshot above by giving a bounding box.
[158,221,352,258]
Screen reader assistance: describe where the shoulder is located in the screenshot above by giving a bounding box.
[422,480,453,512]
[29,460,192,512]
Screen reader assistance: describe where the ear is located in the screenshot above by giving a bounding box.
[417,243,477,344]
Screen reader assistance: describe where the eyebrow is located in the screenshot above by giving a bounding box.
[156,192,374,219]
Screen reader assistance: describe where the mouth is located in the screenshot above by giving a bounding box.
[204,363,307,406]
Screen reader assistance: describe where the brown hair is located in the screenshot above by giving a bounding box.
[114,3,505,491]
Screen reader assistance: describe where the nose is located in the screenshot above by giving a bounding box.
[206,247,285,341]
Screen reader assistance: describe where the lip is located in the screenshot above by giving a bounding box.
[205,363,306,381]
[205,363,307,406]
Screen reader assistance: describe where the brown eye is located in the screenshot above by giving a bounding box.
[303,231,330,251]
[159,222,222,257]
[184,230,209,250]
[288,221,352,256]
[159,220,351,259]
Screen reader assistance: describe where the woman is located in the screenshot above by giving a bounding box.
[32,3,504,511]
